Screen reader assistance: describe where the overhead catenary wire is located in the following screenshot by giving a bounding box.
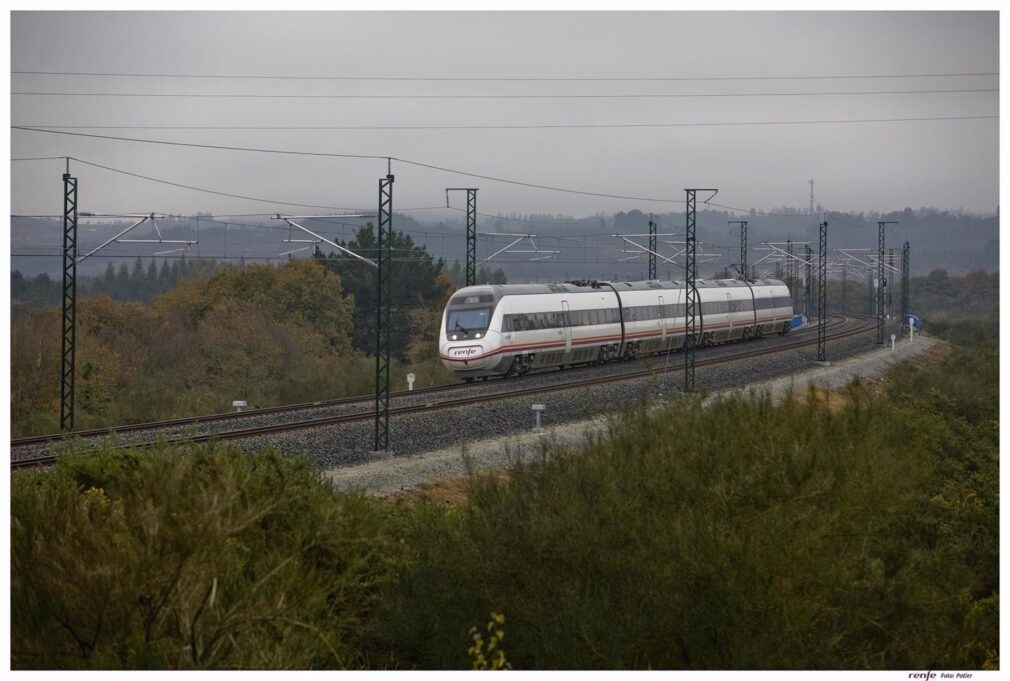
[10,87,999,99]
[69,157,377,211]
[11,69,1000,81]
[12,114,1001,131]
[9,133,691,204]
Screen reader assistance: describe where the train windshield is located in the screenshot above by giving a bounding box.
[447,308,491,334]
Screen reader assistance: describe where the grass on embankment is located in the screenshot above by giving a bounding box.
[12,332,998,670]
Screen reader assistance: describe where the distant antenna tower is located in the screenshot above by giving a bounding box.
[808,179,815,215]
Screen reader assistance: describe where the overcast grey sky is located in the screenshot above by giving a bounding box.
[10,11,999,219]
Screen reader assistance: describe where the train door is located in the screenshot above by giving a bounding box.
[658,295,667,343]
[561,300,572,352]
[726,292,734,338]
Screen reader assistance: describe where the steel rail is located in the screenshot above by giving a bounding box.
[11,313,840,449]
[12,315,873,471]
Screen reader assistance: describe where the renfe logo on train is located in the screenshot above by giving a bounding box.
[449,346,481,358]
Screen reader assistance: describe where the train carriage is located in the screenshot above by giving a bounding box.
[439,279,793,380]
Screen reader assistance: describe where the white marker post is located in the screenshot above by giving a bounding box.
[232,400,247,413]
[407,373,416,391]
[890,333,896,351]
[532,404,546,431]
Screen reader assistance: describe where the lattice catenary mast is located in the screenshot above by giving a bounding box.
[60,166,78,431]
[446,188,478,286]
[683,188,717,393]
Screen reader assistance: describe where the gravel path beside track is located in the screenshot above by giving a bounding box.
[325,333,938,497]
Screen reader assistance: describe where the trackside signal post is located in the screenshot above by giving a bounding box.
[60,167,78,431]
[446,187,478,286]
[683,188,718,393]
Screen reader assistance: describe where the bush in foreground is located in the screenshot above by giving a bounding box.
[12,445,396,669]
[375,343,998,669]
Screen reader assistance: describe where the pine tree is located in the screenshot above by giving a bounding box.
[115,262,130,300]
[145,259,159,299]
[158,260,171,289]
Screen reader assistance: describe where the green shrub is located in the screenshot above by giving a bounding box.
[12,444,397,669]
[375,347,998,669]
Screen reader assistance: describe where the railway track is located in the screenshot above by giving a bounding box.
[12,315,871,470]
[11,313,842,449]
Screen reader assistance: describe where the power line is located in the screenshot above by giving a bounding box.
[12,127,390,161]
[68,157,375,211]
[10,130,690,204]
[11,87,999,100]
[393,157,685,204]
[13,114,1000,131]
[11,69,999,81]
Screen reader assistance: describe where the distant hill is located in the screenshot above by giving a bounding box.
[10,207,997,285]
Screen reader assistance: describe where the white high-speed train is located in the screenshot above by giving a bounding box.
[439,279,794,381]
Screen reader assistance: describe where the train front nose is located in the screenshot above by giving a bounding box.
[440,341,493,371]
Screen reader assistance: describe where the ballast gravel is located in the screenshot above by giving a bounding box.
[14,316,843,462]
[232,320,907,470]
[326,333,940,496]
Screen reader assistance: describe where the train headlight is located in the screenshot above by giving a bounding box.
[451,334,458,340]
[474,332,483,338]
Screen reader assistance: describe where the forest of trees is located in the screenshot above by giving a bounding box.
[444,261,508,287]
[11,226,457,436]
[11,257,223,307]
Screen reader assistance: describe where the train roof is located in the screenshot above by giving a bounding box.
[490,278,783,295]
[449,279,787,305]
